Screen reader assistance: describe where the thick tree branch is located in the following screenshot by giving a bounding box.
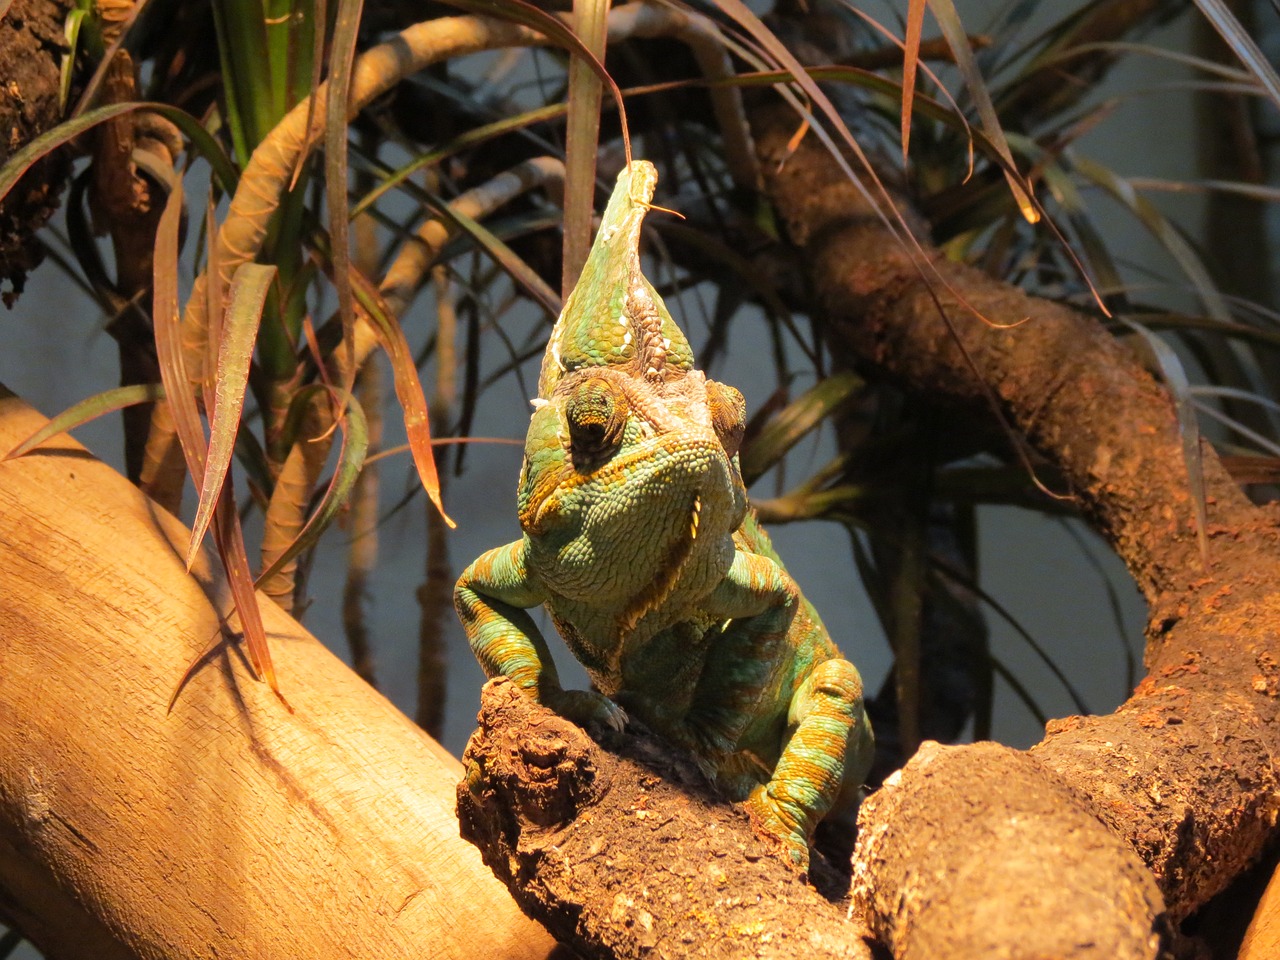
[459,106,1280,960]
[458,678,875,960]
[752,109,1280,936]
[0,385,559,960]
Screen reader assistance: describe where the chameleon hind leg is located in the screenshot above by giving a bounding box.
[744,657,872,870]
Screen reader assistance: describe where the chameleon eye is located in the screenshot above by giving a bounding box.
[706,380,746,458]
[565,376,629,464]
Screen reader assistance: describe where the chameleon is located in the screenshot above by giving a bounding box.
[454,160,873,869]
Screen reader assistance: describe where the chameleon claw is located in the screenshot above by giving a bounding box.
[744,784,811,873]
[545,688,628,734]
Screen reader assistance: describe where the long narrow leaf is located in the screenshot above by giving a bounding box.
[739,372,863,484]
[438,0,629,153]
[153,180,209,483]
[926,0,1038,223]
[187,263,277,568]
[1193,0,1280,114]
[1073,155,1230,321]
[211,470,281,695]
[327,0,365,394]
[900,0,927,165]
[255,391,369,588]
[4,384,164,460]
[348,270,454,527]
[562,0,611,294]
[427,197,562,317]
[0,102,238,208]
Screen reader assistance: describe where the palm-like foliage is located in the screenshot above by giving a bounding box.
[2,0,1279,837]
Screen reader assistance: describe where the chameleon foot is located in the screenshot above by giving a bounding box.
[744,783,811,871]
[544,688,628,733]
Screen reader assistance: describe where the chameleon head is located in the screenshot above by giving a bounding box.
[515,162,750,619]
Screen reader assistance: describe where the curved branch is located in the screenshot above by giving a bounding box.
[751,106,1280,933]
[0,384,557,960]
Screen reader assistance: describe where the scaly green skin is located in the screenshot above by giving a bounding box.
[455,161,873,869]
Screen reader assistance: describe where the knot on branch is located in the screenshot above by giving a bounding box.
[460,677,604,834]
[455,678,875,960]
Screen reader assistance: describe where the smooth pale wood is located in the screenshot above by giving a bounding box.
[1240,860,1280,960]
[0,385,557,960]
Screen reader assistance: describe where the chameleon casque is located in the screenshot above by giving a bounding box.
[455,160,873,868]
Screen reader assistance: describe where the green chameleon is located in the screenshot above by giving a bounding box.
[455,160,873,869]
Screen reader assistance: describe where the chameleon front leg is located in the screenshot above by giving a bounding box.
[454,539,625,730]
[745,658,871,870]
[695,550,871,869]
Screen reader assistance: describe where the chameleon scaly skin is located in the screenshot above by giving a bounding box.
[455,161,873,869]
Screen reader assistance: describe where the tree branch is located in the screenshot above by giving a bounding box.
[0,384,560,960]
[752,107,1280,940]
[458,678,875,960]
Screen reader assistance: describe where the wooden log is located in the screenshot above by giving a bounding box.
[0,384,558,960]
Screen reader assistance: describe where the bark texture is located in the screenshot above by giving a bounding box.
[0,0,72,306]
[0,385,559,960]
[458,679,874,960]
[753,110,1280,940]
[458,108,1280,960]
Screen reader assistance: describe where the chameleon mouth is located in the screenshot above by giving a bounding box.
[616,493,701,636]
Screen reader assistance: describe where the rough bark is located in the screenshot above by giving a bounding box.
[0,384,560,960]
[457,108,1280,960]
[0,0,72,306]
[753,110,1280,942]
[458,679,875,960]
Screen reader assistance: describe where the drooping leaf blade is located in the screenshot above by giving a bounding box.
[326,0,366,393]
[926,0,1039,223]
[255,390,370,588]
[900,0,927,166]
[4,383,164,460]
[348,270,454,527]
[1192,0,1280,114]
[0,102,239,208]
[187,262,277,568]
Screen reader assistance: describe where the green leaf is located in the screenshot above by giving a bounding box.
[326,0,366,393]
[0,102,239,209]
[426,194,562,318]
[255,390,369,588]
[739,372,862,485]
[188,262,278,569]
[4,384,164,460]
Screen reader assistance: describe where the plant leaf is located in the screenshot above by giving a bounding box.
[926,0,1039,223]
[326,0,365,394]
[211,470,281,695]
[4,383,164,460]
[348,270,454,527]
[0,102,239,208]
[1192,0,1280,114]
[187,262,277,569]
[153,179,210,487]
[562,0,611,294]
[739,372,862,485]
[900,0,927,166]
[255,389,369,588]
